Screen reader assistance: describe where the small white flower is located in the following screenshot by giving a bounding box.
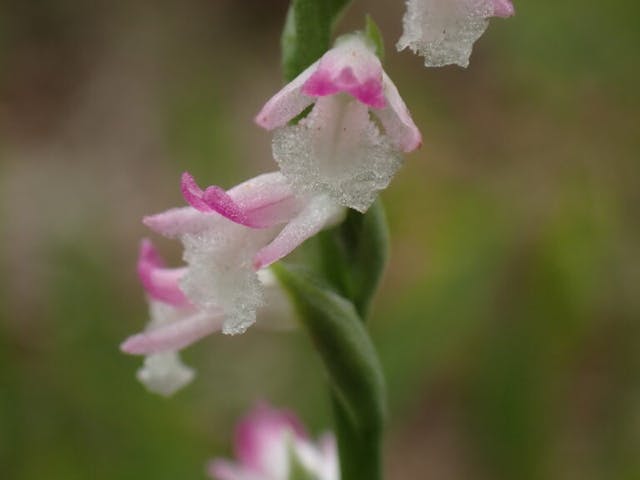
[397,0,515,68]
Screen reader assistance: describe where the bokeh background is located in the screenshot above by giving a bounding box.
[1,1,639,479]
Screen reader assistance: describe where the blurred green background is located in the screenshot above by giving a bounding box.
[1,1,639,479]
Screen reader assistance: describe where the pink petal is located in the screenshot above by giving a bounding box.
[375,71,422,152]
[120,311,222,355]
[491,0,515,18]
[235,403,307,475]
[182,172,302,229]
[255,61,318,130]
[302,35,386,109]
[143,207,212,238]
[180,171,211,212]
[137,239,189,306]
[254,196,343,269]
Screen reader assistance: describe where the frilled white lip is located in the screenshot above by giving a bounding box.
[397,0,515,68]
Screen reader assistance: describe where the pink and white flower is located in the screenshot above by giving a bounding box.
[256,33,421,213]
[122,237,298,395]
[142,172,342,334]
[121,172,342,393]
[397,0,515,68]
[123,239,221,396]
[209,403,339,480]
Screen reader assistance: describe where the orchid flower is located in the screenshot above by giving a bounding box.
[123,239,221,396]
[130,172,342,337]
[208,403,339,480]
[256,33,421,213]
[122,239,297,395]
[397,0,515,68]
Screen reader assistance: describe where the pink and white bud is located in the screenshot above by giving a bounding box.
[208,403,339,480]
[397,0,515,68]
[256,33,421,213]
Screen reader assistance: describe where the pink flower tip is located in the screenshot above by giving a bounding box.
[181,171,210,212]
[120,334,144,355]
[492,0,515,18]
[136,238,189,306]
[180,172,256,227]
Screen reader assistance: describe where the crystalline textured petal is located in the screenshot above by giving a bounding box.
[272,95,403,212]
[397,0,498,68]
[179,222,277,335]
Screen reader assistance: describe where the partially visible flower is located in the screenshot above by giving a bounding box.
[208,403,339,480]
[122,239,299,395]
[256,33,421,213]
[122,172,343,393]
[397,0,515,68]
[124,239,222,396]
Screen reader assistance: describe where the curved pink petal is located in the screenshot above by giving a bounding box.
[143,207,212,238]
[137,239,189,306]
[491,0,515,18]
[182,172,303,229]
[180,171,211,212]
[120,311,222,355]
[255,61,318,130]
[375,71,422,152]
[302,34,386,109]
[235,403,307,476]
[254,196,343,269]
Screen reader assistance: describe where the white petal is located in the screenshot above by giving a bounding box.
[179,222,277,335]
[143,207,214,238]
[254,195,344,269]
[397,0,494,68]
[121,310,222,355]
[255,61,319,130]
[272,95,403,212]
[375,72,422,153]
[136,351,195,396]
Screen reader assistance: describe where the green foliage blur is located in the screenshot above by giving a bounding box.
[1,1,639,479]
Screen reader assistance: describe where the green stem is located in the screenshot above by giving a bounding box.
[331,391,383,480]
[272,264,386,480]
